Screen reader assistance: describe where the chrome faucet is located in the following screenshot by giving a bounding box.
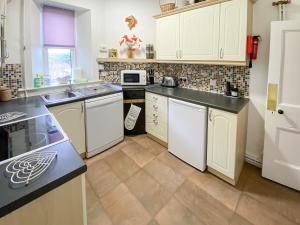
[66,80,74,92]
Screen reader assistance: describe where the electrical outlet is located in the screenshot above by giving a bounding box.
[98,64,104,70]
[180,77,187,82]
[210,79,217,87]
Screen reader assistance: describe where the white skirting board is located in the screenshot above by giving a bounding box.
[245,154,262,168]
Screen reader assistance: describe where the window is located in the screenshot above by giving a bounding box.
[44,48,75,85]
[43,6,75,86]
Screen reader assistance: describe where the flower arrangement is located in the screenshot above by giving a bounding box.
[119,34,142,58]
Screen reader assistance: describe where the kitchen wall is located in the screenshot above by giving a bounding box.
[100,63,250,96]
[6,0,22,64]
[101,0,160,58]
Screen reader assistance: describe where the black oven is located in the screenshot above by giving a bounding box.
[123,88,146,135]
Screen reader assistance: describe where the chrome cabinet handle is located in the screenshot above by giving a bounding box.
[209,110,212,122]
[81,103,84,113]
[220,48,224,59]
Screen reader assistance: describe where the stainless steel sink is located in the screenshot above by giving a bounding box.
[41,91,82,104]
[78,85,112,96]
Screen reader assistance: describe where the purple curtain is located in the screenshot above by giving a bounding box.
[43,6,75,48]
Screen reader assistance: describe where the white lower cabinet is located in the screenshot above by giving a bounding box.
[207,107,248,185]
[49,101,86,156]
[145,92,168,144]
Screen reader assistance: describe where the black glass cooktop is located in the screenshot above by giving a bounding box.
[0,114,66,163]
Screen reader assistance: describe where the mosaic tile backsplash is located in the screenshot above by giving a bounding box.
[0,64,23,97]
[99,63,250,96]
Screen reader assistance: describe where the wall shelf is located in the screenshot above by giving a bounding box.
[96,58,157,64]
[96,58,247,66]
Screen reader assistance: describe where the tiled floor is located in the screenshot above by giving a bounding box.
[85,135,300,225]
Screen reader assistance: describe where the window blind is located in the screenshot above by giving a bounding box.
[43,6,75,47]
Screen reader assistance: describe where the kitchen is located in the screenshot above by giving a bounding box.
[0,0,300,225]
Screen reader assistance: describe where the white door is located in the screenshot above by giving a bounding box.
[207,108,237,179]
[168,98,207,171]
[263,21,300,191]
[180,4,220,60]
[219,0,247,61]
[156,14,180,60]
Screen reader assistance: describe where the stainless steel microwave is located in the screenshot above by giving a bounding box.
[121,70,147,86]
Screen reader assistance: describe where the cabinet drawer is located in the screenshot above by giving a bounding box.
[146,101,167,122]
[146,120,168,143]
[146,93,168,108]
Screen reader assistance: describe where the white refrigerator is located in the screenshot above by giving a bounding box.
[168,98,207,171]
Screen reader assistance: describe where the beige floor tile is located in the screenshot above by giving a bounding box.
[104,150,140,181]
[86,181,112,225]
[236,195,297,225]
[122,142,155,167]
[175,180,233,225]
[126,170,173,216]
[148,220,160,225]
[189,170,241,210]
[236,163,262,190]
[87,160,121,197]
[243,175,300,224]
[229,214,253,225]
[157,151,195,177]
[84,138,133,166]
[144,158,185,193]
[155,198,204,225]
[100,184,151,225]
[84,135,300,225]
[132,135,166,156]
[88,204,112,225]
[86,180,99,210]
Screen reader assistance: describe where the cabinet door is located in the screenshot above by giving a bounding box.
[180,4,220,60]
[219,0,247,61]
[49,101,86,155]
[156,14,180,60]
[207,108,237,179]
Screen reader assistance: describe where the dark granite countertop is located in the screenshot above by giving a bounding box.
[0,96,48,125]
[0,141,87,218]
[145,85,249,114]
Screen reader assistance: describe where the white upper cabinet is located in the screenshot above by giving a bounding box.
[180,4,220,60]
[219,0,248,61]
[156,14,180,60]
[155,0,252,63]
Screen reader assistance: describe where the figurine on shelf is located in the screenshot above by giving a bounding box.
[119,34,142,59]
[272,0,291,21]
[125,15,138,30]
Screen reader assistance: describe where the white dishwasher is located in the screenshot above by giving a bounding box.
[168,98,207,171]
[85,93,124,158]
